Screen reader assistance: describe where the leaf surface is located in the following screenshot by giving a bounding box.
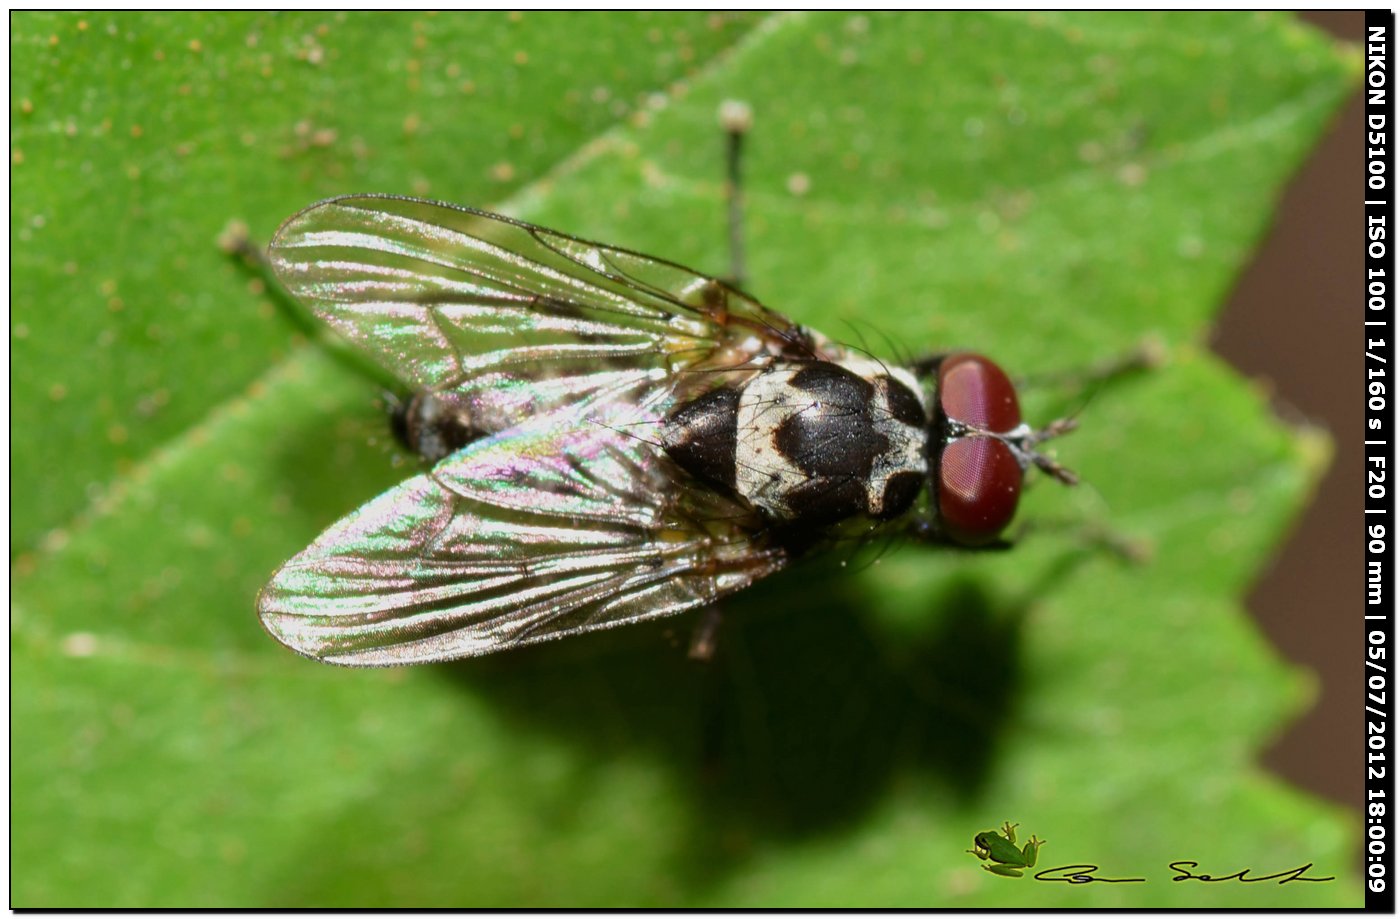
[12,11,1359,907]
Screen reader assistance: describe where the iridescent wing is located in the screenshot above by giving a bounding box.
[269,194,820,426]
[258,396,785,665]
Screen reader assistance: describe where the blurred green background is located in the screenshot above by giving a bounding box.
[11,11,1362,907]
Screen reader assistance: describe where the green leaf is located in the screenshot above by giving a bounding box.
[13,11,1359,907]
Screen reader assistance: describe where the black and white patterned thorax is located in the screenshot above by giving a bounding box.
[664,357,928,527]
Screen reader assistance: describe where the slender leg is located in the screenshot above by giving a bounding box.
[222,220,316,343]
[688,604,724,661]
[683,103,755,665]
[218,220,276,276]
[718,100,753,290]
[221,220,401,392]
[1003,511,1153,564]
[1017,335,1167,392]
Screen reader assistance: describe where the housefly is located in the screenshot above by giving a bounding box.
[257,121,1077,666]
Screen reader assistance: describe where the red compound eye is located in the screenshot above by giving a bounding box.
[938,436,1023,545]
[938,353,1021,434]
[937,354,1025,545]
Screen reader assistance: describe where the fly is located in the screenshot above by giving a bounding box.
[257,107,1078,666]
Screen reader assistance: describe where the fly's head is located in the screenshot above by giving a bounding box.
[925,353,1078,547]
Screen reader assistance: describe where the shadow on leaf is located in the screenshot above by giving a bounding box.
[444,556,1058,892]
[260,542,1098,906]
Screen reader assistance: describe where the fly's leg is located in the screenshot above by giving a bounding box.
[688,604,725,662]
[671,103,748,337]
[912,338,1163,416]
[697,101,823,362]
[220,221,407,407]
[220,220,330,346]
[219,220,274,276]
[718,99,753,291]
[1015,335,1166,394]
[1008,517,1154,565]
[1008,339,1163,560]
[969,513,1152,578]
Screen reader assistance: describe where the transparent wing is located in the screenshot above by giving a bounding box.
[257,400,784,666]
[269,195,814,422]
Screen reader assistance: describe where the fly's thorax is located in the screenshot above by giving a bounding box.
[662,358,928,527]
